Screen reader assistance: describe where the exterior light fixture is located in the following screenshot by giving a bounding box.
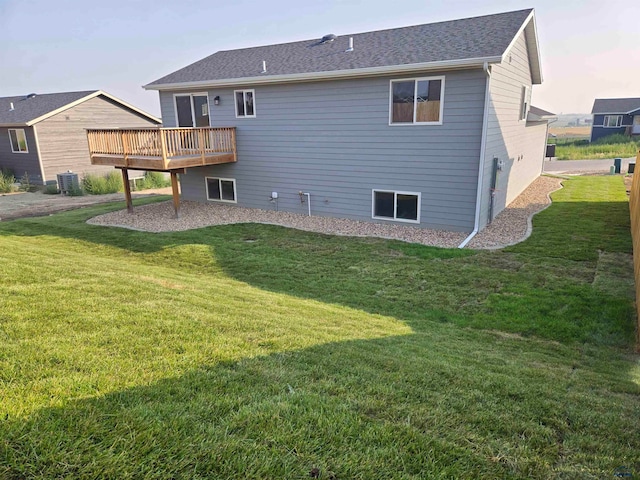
[213,96,220,105]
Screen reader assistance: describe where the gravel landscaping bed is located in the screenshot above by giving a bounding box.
[469,175,564,249]
[87,176,564,249]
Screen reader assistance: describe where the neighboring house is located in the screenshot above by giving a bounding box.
[0,91,160,185]
[590,97,640,142]
[90,9,551,239]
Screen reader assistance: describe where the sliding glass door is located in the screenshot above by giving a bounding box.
[175,94,209,127]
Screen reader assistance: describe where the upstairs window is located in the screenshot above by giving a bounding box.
[603,115,623,127]
[519,86,530,121]
[8,129,28,153]
[390,77,444,125]
[235,89,256,118]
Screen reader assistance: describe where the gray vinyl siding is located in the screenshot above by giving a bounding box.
[164,69,486,232]
[479,31,545,229]
[0,126,43,184]
[36,96,158,183]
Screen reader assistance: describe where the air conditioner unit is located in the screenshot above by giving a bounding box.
[56,172,79,195]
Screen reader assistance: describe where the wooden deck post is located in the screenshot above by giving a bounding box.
[121,168,133,214]
[198,128,206,165]
[160,129,169,170]
[170,170,180,218]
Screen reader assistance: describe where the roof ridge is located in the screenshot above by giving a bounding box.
[0,90,98,101]
[215,8,535,54]
[146,8,537,89]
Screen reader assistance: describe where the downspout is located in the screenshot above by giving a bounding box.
[458,62,492,248]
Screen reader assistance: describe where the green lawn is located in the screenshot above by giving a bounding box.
[1,176,639,479]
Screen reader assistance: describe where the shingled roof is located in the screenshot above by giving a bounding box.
[591,98,640,115]
[0,90,160,126]
[146,9,540,90]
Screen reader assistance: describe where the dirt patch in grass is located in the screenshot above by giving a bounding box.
[0,187,172,221]
[549,126,590,138]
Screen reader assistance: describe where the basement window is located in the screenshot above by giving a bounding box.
[389,77,444,125]
[372,190,420,223]
[8,128,28,153]
[206,177,237,203]
[234,89,256,118]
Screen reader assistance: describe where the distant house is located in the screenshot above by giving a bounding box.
[590,97,640,142]
[0,91,160,185]
[88,9,553,241]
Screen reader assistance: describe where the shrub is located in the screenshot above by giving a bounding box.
[67,183,84,196]
[594,133,640,145]
[137,171,171,190]
[0,170,16,194]
[82,171,123,195]
[43,183,60,195]
[18,172,38,192]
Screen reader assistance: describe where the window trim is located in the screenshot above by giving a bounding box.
[371,189,421,224]
[8,128,29,153]
[388,76,445,126]
[173,92,211,128]
[205,176,237,203]
[603,115,623,128]
[234,89,256,118]
[519,85,530,121]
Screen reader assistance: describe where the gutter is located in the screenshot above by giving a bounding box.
[458,62,492,249]
[143,56,502,91]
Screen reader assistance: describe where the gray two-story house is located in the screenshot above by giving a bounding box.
[90,9,550,241]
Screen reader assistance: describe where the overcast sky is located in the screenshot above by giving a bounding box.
[1,0,638,116]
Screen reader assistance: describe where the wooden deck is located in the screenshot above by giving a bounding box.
[87,127,237,170]
[86,127,237,217]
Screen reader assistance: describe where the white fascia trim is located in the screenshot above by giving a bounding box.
[500,9,543,85]
[594,111,640,115]
[143,56,501,91]
[32,124,47,183]
[26,90,161,126]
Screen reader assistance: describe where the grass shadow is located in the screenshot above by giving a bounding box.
[0,178,635,348]
[2,331,639,479]
[1,177,638,478]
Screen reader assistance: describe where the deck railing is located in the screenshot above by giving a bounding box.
[87,127,237,168]
[628,149,640,351]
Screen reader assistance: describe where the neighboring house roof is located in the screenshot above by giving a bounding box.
[0,90,161,127]
[591,98,640,115]
[527,105,556,121]
[146,9,541,90]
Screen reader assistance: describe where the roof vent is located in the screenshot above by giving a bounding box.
[320,34,336,44]
[345,37,354,52]
[9,102,14,111]
[26,93,37,100]
[261,60,267,74]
